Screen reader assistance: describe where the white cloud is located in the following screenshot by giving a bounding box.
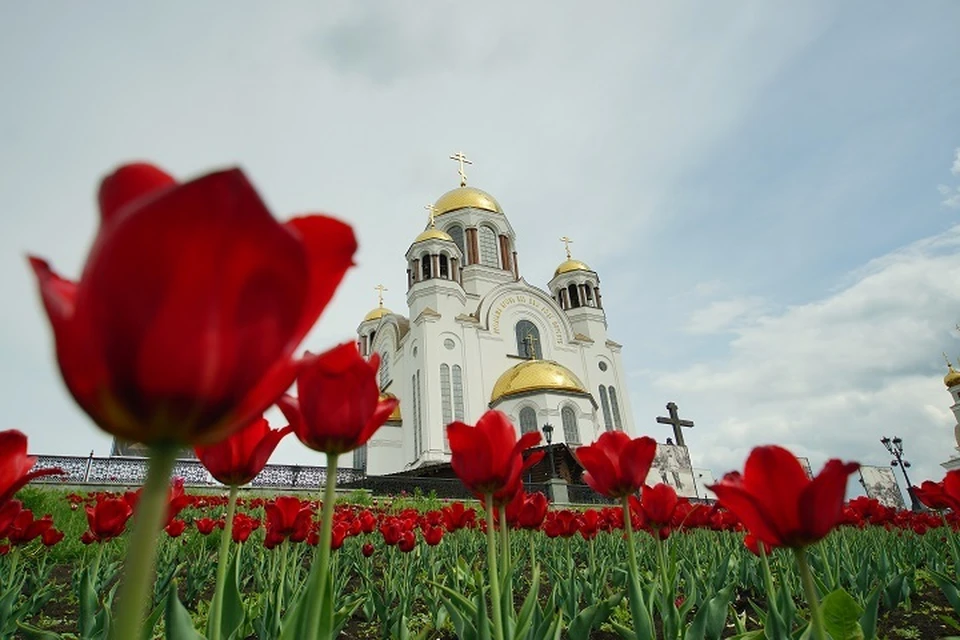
[650,224,960,486]
[941,185,960,209]
[686,296,770,335]
[952,148,960,177]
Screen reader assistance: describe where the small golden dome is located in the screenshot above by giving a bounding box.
[946,365,960,388]
[381,393,402,422]
[490,359,587,403]
[554,259,591,277]
[413,228,454,243]
[434,186,503,215]
[363,305,392,322]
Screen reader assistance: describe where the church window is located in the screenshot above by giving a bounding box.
[421,253,432,279]
[439,254,449,279]
[440,364,453,426]
[515,320,542,359]
[447,225,466,259]
[478,225,499,268]
[519,407,537,435]
[567,283,581,308]
[598,385,613,431]
[353,445,367,472]
[561,406,580,444]
[378,350,391,389]
[598,361,608,372]
[452,365,465,421]
[412,372,423,455]
[608,386,623,431]
[584,287,594,306]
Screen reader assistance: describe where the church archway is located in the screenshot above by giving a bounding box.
[515,320,542,359]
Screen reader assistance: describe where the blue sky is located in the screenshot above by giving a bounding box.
[1,2,959,491]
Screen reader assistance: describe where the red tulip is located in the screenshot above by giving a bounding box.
[232,513,260,543]
[29,163,357,446]
[708,445,859,549]
[5,509,54,546]
[506,491,549,530]
[397,530,416,552]
[195,518,217,535]
[84,496,134,543]
[265,496,313,542]
[442,502,476,532]
[424,526,444,546]
[362,542,375,557]
[744,533,773,557]
[913,472,960,512]
[277,343,397,455]
[446,410,544,505]
[576,432,657,499]
[42,528,65,546]
[0,430,64,505]
[165,519,187,538]
[195,417,292,486]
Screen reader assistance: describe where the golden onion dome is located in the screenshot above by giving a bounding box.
[945,365,960,389]
[380,393,402,422]
[434,186,503,215]
[490,359,587,403]
[413,228,453,243]
[554,258,591,277]
[363,305,392,322]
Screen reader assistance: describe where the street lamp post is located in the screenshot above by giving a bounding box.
[542,423,555,480]
[881,436,921,511]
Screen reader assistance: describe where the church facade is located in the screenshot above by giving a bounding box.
[941,359,960,472]
[354,163,636,475]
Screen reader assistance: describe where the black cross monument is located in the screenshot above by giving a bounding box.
[656,402,694,448]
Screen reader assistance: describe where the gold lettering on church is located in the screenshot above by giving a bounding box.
[491,295,563,343]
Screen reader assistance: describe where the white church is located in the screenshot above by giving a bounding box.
[353,154,637,476]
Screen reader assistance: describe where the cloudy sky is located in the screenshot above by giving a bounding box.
[2,2,959,494]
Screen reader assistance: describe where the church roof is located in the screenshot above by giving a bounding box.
[946,364,960,388]
[434,186,503,216]
[413,228,453,243]
[554,258,592,277]
[363,304,392,322]
[490,359,588,404]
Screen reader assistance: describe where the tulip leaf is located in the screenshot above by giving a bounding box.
[569,590,624,639]
[821,588,864,640]
[930,570,960,617]
[859,584,882,640]
[164,581,204,640]
[220,546,245,640]
[684,584,734,640]
[14,621,62,639]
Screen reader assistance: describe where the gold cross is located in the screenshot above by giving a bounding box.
[559,236,574,259]
[424,203,438,228]
[449,151,472,187]
[374,284,388,307]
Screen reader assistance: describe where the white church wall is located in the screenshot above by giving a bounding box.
[367,425,404,475]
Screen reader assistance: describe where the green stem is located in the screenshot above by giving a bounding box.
[275,541,289,633]
[621,496,649,638]
[6,547,20,593]
[208,484,238,640]
[91,543,106,590]
[794,547,826,640]
[485,496,505,640]
[498,505,511,598]
[758,546,781,619]
[110,444,178,640]
[303,453,339,640]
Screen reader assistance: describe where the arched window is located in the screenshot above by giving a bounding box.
[452,365,465,421]
[599,385,613,431]
[421,253,432,279]
[515,320,542,359]
[608,387,623,431]
[378,350,390,389]
[584,287,594,306]
[439,254,449,279]
[479,225,499,268]
[447,225,466,259]
[519,407,537,434]
[440,364,453,426]
[567,283,581,308]
[561,406,580,444]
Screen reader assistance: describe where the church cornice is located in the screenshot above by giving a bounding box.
[414,307,442,325]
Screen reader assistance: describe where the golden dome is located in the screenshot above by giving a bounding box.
[434,186,503,215]
[490,359,587,403]
[381,393,402,422]
[413,228,453,243]
[363,305,392,322]
[946,365,960,388]
[554,259,591,277]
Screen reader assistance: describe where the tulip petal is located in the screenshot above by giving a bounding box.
[621,436,657,490]
[798,459,859,542]
[742,446,807,537]
[708,480,785,548]
[576,446,622,497]
[98,163,176,226]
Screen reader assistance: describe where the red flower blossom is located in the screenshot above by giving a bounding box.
[397,530,416,553]
[446,410,544,505]
[576,432,657,499]
[195,518,217,535]
[629,483,680,539]
[29,163,356,446]
[0,430,64,505]
[165,519,187,538]
[195,417,292,486]
[744,533,772,557]
[232,513,260,543]
[0,500,22,538]
[442,502,476,532]
[424,526,444,546]
[708,445,859,549]
[914,472,960,512]
[5,509,54,546]
[362,542,375,557]
[42,528,64,546]
[265,496,313,542]
[506,491,549,530]
[277,343,397,455]
[84,496,134,543]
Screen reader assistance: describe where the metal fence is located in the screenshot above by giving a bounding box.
[30,455,363,490]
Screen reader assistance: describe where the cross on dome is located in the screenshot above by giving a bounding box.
[374,284,388,307]
[449,151,472,187]
[424,203,438,228]
[559,236,574,260]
